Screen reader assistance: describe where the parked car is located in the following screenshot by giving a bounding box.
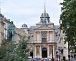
[43,58,49,61]
[34,58,41,61]
[49,58,52,61]
[28,57,32,61]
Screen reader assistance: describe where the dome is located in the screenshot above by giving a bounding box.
[41,12,49,18]
[22,24,27,28]
[40,12,50,24]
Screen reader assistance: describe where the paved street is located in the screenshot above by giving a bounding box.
[28,58,51,61]
[28,58,76,61]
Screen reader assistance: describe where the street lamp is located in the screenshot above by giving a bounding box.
[66,22,70,61]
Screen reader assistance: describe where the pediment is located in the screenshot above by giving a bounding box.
[35,25,54,30]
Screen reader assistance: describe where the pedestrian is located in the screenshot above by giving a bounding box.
[54,57,58,61]
[51,57,54,61]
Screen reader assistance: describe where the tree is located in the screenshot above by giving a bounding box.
[0,36,29,61]
[0,40,7,61]
[60,0,76,53]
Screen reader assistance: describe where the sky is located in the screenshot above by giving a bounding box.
[1,0,63,28]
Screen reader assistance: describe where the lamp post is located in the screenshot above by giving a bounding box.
[66,22,70,61]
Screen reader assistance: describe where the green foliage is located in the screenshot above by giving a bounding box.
[0,40,7,61]
[0,37,29,61]
[60,0,76,53]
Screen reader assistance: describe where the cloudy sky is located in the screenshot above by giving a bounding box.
[1,0,63,28]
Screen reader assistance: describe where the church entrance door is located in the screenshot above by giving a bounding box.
[42,48,47,58]
[30,51,33,58]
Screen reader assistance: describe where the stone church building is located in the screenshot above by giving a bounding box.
[21,8,61,59]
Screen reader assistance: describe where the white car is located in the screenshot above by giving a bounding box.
[28,57,32,61]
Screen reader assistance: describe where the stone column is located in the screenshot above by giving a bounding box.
[34,45,36,58]
[34,32,37,41]
[47,45,49,58]
[39,31,41,42]
[33,45,35,58]
[40,45,42,58]
[47,31,50,42]
[52,31,55,42]
[53,45,55,58]
[49,45,52,58]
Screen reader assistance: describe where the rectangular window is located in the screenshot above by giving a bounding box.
[42,38,47,42]
[41,31,47,42]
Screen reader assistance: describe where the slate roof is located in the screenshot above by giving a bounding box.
[28,26,36,33]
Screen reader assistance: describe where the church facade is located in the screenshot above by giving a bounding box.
[24,8,60,59]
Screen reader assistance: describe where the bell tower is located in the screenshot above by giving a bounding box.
[40,3,50,24]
